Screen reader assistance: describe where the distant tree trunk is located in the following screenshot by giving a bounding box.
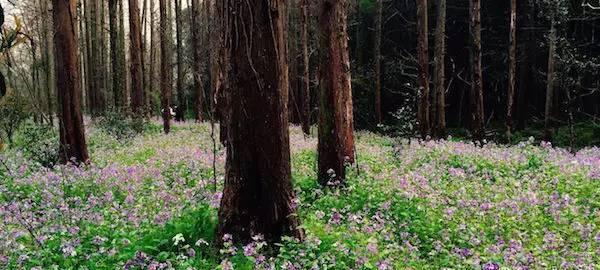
[217,0,304,245]
[216,0,230,144]
[52,0,89,164]
[506,0,516,137]
[129,0,144,114]
[300,0,311,135]
[118,0,128,104]
[469,0,484,141]
[159,0,172,133]
[317,0,355,185]
[433,0,446,138]
[149,0,156,113]
[544,21,557,141]
[39,0,55,125]
[175,0,185,119]
[190,0,204,121]
[417,0,430,139]
[109,0,126,108]
[374,0,383,124]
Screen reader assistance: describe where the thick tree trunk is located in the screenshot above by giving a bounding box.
[217,0,304,245]
[469,0,484,142]
[129,0,144,113]
[175,0,186,119]
[191,0,205,121]
[374,0,383,124]
[317,0,355,185]
[433,0,446,138]
[52,0,89,164]
[109,0,127,108]
[300,0,311,135]
[159,0,172,133]
[544,21,557,141]
[506,0,516,137]
[417,0,430,139]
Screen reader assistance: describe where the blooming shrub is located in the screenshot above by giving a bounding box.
[0,123,598,269]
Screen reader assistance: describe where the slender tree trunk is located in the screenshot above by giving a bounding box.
[544,21,557,142]
[129,0,144,113]
[190,0,205,121]
[109,0,127,108]
[469,0,484,141]
[417,0,430,139]
[216,0,231,144]
[433,0,446,138]
[149,0,156,113]
[374,0,383,124]
[52,0,89,164]
[217,0,304,245]
[118,0,128,105]
[300,0,311,135]
[506,0,516,137]
[175,0,185,119]
[159,0,172,133]
[317,0,355,185]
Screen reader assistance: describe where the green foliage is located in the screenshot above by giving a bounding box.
[95,110,150,142]
[12,121,59,167]
[0,90,30,146]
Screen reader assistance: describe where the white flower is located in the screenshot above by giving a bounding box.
[173,233,185,246]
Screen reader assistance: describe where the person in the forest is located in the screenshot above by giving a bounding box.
[174,105,185,122]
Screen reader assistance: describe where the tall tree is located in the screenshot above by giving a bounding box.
[109,0,127,108]
[469,0,484,141]
[217,0,304,245]
[433,0,446,138]
[190,0,204,121]
[52,0,89,164]
[129,0,144,113]
[416,0,430,138]
[374,0,383,124]
[544,20,557,141]
[506,0,516,137]
[317,0,355,185]
[159,0,172,133]
[300,0,311,134]
[174,0,185,118]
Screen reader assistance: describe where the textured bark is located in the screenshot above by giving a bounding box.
[159,0,172,133]
[175,0,186,119]
[317,0,355,185]
[52,0,89,164]
[129,0,144,113]
[190,0,205,121]
[417,0,430,138]
[149,0,156,112]
[506,0,516,136]
[109,0,127,108]
[217,0,304,245]
[544,21,557,142]
[300,0,311,135]
[216,0,230,144]
[469,0,484,141]
[433,0,446,138]
[374,0,383,124]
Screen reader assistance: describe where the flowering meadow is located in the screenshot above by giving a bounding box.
[1,122,599,269]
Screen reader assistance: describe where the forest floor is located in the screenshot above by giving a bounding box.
[1,121,599,269]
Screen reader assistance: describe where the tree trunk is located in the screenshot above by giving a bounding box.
[159,0,172,133]
[506,0,516,137]
[469,0,484,142]
[433,0,446,138]
[191,0,204,121]
[175,0,185,119]
[129,0,144,114]
[374,0,383,124]
[317,0,355,185]
[109,0,127,108]
[300,0,311,135]
[149,0,156,113]
[544,21,557,142]
[52,0,89,164]
[217,0,304,245]
[417,0,430,139]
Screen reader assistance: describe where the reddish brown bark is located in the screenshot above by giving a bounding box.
[159,0,172,133]
[217,0,304,245]
[506,0,516,137]
[129,0,144,113]
[417,0,430,138]
[469,0,484,141]
[52,0,89,164]
[433,0,446,138]
[317,0,355,185]
[190,0,205,121]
